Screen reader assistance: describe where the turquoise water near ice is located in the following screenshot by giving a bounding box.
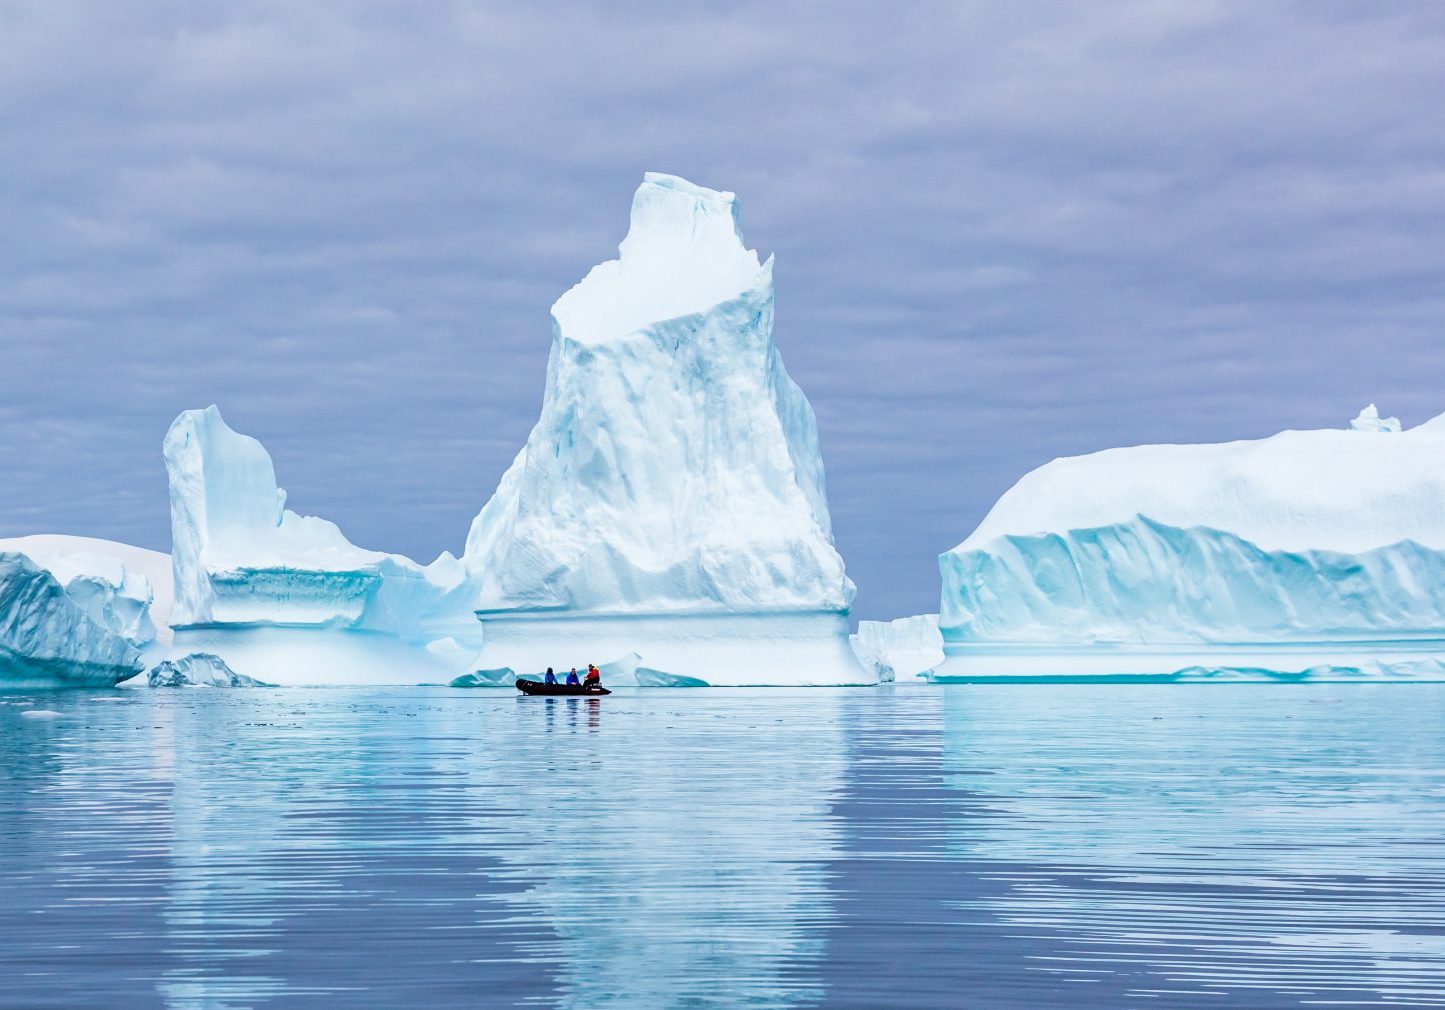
[2,684,1443,1008]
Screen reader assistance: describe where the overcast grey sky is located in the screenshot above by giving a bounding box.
[3,1,1444,620]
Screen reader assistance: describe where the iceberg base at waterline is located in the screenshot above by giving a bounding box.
[927,640,1445,682]
[167,626,481,687]
[467,611,872,687]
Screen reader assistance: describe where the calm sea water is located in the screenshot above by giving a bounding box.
[2,684,1443,1009]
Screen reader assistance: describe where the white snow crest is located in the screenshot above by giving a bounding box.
[551,173,763,347]
[957,411,1445,557]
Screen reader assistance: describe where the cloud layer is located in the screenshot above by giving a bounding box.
[4,1,1444,619]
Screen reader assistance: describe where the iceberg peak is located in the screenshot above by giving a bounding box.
[1350,403,1401,433]
[551,172,766,346]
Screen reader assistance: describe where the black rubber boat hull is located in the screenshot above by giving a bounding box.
[515,679,611,696]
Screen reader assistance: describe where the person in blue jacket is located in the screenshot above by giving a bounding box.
[566,667,581,686]
[543,667,557,685]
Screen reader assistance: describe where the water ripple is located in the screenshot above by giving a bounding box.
[0,684,1442,1008]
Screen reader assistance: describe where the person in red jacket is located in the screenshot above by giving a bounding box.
[584,664,602,687]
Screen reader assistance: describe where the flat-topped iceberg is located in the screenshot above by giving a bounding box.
[934,408,1445,679]
[0,552,144,687]
[461,173,869,685]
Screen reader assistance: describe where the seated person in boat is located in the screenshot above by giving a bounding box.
[584,664,602,687]
[543,667,557,685]
[566,668,581,686]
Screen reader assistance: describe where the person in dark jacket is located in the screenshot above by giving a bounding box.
[544,667,557,685]
[566,668,581,686]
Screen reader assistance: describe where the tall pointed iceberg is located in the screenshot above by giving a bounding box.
[462,173,868,685]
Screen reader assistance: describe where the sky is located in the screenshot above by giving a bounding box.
[3,1,1445,621]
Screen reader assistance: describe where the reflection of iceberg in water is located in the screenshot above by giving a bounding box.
[936,687,1445,1002]
[149,694,317,1007]
[140,691,847,1008]
[473,692,847,1009]
[145,693,563,1008]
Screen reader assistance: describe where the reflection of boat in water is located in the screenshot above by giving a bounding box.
[516,679,611,696]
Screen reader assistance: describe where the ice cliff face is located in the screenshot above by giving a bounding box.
[852,614,943,681]
[462,173,852,616]
[0,552,143,686]
[0,535,171,649]
[941,408,1445,647]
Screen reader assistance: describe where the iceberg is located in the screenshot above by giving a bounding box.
[935,407,1445,679]
[166,405,432,630]
[447,668,516,689]
[148,653,271,688]
[1350,403,1401,433]
[0,534,172,651]
[852,614,943,682]
[0,552,144,687]
[460,173,869,686]
[162,406,480,684]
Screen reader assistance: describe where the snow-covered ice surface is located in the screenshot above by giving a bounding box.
[461,173,869,686]
[935,408,1445,680]
[0,552,143,687]
[162,406,480,685]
